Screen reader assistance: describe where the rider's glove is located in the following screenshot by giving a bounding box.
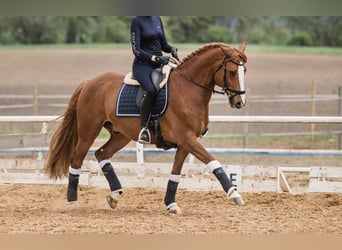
[155,55,170,65]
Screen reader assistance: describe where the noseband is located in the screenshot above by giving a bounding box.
[174,55,246,98]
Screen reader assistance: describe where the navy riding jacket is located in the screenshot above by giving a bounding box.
[131,16,172,66]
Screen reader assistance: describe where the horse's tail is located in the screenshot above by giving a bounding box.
[44,81,86,179]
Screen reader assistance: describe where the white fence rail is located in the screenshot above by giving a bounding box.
[0,115,341,193]
[1,114,341,159]
[1,115,342,123]
[209,115,342,124]
[0,160,341,193]
[0,116,60,122]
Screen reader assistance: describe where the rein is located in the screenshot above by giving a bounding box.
[174,69,225,95]
[174,55,246,97]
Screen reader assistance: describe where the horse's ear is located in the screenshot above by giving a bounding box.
[239,41,248,52]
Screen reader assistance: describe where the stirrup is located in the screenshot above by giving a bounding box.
[138,127,151,144]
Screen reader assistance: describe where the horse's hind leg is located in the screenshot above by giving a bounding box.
[95,127,130,209]
[67,121,102,204]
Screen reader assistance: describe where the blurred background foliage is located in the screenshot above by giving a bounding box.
[0,16,341,46]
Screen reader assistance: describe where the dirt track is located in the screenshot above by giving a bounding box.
[0,185,341,234]
[0,47,342,234]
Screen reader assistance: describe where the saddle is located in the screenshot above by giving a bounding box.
[124,63,173,107]
[118,63,178,150]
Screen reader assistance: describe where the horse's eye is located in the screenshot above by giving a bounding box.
[229,71,236,77]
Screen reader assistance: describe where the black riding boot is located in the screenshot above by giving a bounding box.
[138,93,154,144]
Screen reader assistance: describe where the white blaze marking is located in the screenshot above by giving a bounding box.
[238,62,245,104]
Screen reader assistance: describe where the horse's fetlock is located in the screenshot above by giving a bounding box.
[67,173,79,202]
[102,163,122,192]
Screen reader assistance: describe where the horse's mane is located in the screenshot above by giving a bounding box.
[178,43,225,68]
[177,42,247,68]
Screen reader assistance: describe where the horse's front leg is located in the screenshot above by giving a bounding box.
[180,134,244,206]
[165,146,189,214]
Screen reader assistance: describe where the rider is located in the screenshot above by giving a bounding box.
[130,16,178,144]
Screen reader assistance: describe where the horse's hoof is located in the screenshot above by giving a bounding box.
[66,201,80,210]
[227,188,245,206]
[106,191,122,209]
[167,204,182,214]
[106,195,118,209]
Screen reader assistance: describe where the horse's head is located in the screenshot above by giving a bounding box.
[213,42,248,109]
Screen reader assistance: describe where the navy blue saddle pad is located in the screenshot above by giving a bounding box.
[115,83,168,118]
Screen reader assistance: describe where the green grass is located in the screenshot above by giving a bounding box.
[177,43,342,55]
[204,134,337,143]
[1,43,342,55]
[0,43,131,50]
[245,44,342,55]
[98,128,110,139]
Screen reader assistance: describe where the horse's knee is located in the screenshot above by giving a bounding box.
[95,148,107,161]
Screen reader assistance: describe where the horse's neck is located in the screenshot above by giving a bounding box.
[173,57,215,108]
[179,50,220,88]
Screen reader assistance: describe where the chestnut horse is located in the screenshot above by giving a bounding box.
[45,42,248,213]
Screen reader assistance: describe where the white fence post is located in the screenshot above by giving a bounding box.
[136,142,144,178]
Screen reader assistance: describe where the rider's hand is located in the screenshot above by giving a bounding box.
[171,47,179,61]
[155,55,170,65]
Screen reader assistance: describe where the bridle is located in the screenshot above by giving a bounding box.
[174,55,246,99]
[213,56,246,98]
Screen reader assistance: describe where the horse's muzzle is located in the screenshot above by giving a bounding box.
[229,96,244,109]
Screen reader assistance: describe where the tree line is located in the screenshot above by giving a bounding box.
[0,16,341,47]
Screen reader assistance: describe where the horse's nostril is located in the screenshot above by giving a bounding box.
[235,102,242,109]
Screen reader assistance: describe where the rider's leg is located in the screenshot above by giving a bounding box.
[133,65,157,144]
[138,92,154,143]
